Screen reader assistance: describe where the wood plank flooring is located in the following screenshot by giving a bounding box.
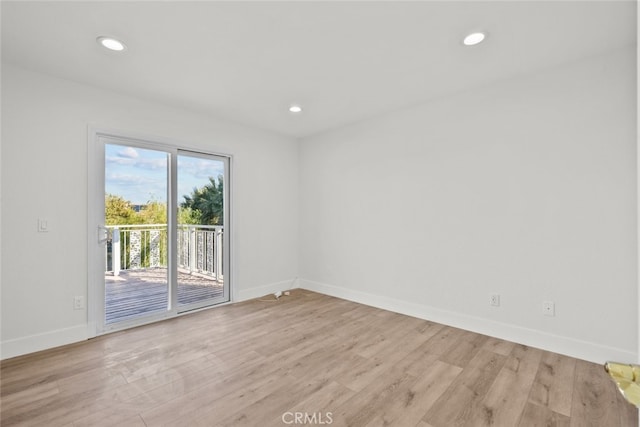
[1,290,636,426]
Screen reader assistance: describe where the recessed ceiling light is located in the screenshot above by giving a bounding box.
[97,36,126,52]
[463,32,486,46]
[289,104,303,114]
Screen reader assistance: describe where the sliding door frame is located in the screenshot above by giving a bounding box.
[87,126,233,337]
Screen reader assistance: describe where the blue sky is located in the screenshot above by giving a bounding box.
[105,144,224,205]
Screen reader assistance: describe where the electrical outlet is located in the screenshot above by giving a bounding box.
[490,294,500,307]
[73,296,84,310]
[542,301,555,317]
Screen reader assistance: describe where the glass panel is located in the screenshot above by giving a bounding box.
[177,153,226,308]
[104,143,169,324]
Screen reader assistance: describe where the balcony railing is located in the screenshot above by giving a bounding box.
[105,224,223,281]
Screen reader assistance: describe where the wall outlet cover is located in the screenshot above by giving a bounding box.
[490,294,500,307]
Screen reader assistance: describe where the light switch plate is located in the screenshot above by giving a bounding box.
[38,218,49,232]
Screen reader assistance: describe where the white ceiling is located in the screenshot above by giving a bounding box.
[1,1,636,138]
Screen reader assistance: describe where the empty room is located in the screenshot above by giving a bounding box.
[1,1,638,426]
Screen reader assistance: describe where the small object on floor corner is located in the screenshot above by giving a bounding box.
[604,361,640,407]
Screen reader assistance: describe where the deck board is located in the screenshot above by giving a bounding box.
[105,268,224,324]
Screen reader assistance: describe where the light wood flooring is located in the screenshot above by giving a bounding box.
[1,289,636,426]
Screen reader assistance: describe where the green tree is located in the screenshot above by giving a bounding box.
[105,194,139,225]
[106,195,168,225]
[181,175,224,225]
[138,200,167,224]
[178,206,202,225]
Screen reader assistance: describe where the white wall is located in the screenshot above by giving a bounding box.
[1,65,299,359]
[299,47,637,364]
[2,46,636,364]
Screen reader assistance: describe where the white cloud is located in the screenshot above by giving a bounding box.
[105,155,166,170]
[105,172,167,204]
[117,147,139,159]
[178,157,224,179]
[106,172,158,187]
[136,157,167,171]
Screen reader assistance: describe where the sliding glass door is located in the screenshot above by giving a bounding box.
[89,131,230,334]
[104,144,170,325]
[176,152,229,310]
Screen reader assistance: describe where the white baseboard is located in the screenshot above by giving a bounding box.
[2,279,300,360]
[236,278,299,302]
[4,278,631,365]
[299,278,635,364]
[1,324,88,360]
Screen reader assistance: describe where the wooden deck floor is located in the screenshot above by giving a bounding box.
[105,268,224,324]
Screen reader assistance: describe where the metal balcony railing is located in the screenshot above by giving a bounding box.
[105,224,223,281]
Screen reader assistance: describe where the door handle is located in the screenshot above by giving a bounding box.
[98,226,112,244]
